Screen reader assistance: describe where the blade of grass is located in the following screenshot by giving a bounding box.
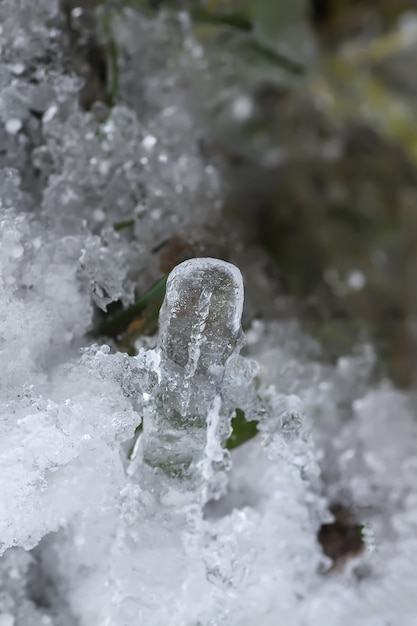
[237,38,305,74]
[93,274,168,338]
[191,7,253,32]
[225,408,259,450]
[114,219,135,231]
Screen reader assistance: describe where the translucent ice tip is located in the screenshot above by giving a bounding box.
[158,258,244,373]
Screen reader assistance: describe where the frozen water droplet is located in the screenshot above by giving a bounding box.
[347,270,366,290]
[71,7,83,19]
[142,134,157,150]
[231,95,253,122]
[5,119,22,134]
[10,63,25,76]
[93,208,105,222]
[98,160,111,176]
[43,105,58,122]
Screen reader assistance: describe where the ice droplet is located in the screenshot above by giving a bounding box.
[10,63,25,76]
[142,134,157,150]
[43,105,58,123]
[5,119,22,134]
[347,270,366,290]
[71,7,83,19]
[231,95,253,122]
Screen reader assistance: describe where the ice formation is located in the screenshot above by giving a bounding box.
[1,1,417,625]
[140,258,244,476]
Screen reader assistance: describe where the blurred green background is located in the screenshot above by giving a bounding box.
[195,0,417,388]
[71,0,417,388]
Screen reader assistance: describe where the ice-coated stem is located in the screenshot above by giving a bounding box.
[140,258,244,478]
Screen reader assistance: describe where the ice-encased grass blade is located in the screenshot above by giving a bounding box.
[141,258,244,477]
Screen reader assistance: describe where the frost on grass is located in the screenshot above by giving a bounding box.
[1,1,417,625]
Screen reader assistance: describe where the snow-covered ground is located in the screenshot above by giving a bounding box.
[1,2,416,624]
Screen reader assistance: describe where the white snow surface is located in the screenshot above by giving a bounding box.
[0,1,416,625]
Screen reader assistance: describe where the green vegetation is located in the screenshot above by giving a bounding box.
[93,275,168,340]
[225,409,259,451]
